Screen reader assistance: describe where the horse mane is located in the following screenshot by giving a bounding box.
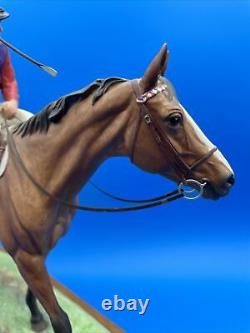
[14,77,127,137]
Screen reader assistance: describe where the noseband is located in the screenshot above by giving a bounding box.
[130,79,217,182]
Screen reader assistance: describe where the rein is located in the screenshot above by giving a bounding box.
[4,120,185,213]
[3,78,214,212]
[89,180,180,203]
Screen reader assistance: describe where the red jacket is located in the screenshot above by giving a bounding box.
[0,42,18,101]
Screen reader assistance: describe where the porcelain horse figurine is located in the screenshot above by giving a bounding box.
[0,44,234,333]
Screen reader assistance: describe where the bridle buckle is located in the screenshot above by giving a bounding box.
[144,114,152,124]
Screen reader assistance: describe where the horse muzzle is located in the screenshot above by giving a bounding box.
[202,173,235,200]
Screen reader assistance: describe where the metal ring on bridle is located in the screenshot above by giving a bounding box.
[178,179,207,200]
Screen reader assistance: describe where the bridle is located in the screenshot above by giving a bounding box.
[3,79,217,212]
[130,79,217,181]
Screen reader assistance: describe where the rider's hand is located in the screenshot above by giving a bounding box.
[0,99,18,119]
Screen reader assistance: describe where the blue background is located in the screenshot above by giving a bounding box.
[1,1,249,333]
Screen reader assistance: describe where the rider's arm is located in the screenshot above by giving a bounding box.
[1,50,19,102]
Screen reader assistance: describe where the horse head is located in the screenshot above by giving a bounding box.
[127,44,234,199]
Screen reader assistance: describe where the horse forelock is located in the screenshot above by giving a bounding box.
[13,77,127,137]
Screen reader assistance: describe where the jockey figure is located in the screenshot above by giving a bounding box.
[0,7,19,120]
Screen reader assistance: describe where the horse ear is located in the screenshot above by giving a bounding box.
[161,49,168,76]
[140,43,169,92]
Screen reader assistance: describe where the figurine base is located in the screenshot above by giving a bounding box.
[0,250,123,333]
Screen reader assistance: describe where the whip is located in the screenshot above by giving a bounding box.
[0,37,58,77]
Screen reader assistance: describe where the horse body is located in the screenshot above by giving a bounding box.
[0,44,234,333]
[0,80,133,256]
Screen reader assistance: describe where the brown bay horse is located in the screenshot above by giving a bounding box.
[0,44,234,333]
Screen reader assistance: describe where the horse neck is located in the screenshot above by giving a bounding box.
[15,81,136,197]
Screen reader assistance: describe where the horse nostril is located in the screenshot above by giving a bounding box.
[226,174,235,186]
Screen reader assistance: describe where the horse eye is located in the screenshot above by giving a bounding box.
[166,113,183,128]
